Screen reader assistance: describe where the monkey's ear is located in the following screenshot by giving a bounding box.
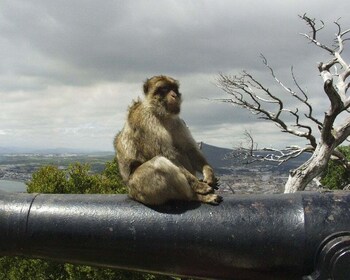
[143,79,150,95]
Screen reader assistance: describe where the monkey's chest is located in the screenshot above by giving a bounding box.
[137,128,172,156]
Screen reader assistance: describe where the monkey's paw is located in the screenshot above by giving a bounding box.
[209,177,220,190]
[202,177,220,190]
[194,181,214,195]
[202,194,223,205]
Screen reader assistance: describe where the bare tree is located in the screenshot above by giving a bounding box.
[217,15,350,193]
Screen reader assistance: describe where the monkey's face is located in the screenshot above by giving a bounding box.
[156,83,182,115]
[144,76,182,116]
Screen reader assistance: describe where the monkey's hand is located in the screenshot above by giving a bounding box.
[200,177,219,190]
[203,165,219,190]
[209,177,220,189]
[194,181,215,195]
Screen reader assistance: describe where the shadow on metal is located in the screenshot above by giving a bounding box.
[0,191,350,279]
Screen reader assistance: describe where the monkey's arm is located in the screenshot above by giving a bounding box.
[176,123,218,188]
[114,126,146,182]
[185,146,218,188]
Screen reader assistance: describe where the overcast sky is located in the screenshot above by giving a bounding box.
[1,0,349,152]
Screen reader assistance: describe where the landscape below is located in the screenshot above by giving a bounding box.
[0,143,314,194]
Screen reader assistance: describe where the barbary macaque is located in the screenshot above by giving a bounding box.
[114,75,222,205]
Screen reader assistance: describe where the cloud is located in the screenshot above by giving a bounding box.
[0,82,140,150]
[0,0,337,86]
[0,0,349,150]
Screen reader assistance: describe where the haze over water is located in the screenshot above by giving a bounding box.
[0,180,26,192]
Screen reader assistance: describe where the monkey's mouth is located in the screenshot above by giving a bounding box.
[166,103,180,115]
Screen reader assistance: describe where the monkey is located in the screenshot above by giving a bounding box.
[114,75,222,205]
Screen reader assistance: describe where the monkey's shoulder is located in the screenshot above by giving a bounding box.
[127,99,145,125]
[127,99,142,114]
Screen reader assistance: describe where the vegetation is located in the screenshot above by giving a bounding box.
[26,160,127,194]
[0,159,172,280]
[321,146,350,190]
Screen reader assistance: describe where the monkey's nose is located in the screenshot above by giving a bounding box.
[170,91,178,98]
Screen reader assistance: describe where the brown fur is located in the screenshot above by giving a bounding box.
[114,75,222,205]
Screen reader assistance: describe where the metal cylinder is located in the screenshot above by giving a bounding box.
[1,191,350,279]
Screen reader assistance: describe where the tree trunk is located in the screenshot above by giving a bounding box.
[284,143,334,193]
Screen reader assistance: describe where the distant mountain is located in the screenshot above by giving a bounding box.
[199,142,311,175]
[199,143,233,172]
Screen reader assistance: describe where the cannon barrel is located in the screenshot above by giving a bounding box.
[1,191,350,279]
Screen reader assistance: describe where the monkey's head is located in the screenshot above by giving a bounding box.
[143,75,182,117]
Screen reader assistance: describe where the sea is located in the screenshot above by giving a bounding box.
[0,180,27,193]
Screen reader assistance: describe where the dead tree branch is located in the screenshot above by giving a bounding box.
[217,14,350,192]
[217,60,318,149]
[234,130,314,165]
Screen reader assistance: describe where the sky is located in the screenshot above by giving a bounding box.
[0,0,349,152]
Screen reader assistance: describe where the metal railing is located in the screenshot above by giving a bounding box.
[0,191,349,279]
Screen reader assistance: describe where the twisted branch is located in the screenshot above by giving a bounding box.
[217,14,350,171]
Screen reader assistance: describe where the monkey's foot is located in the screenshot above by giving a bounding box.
[198,194,223,205]
[193,181,214,194]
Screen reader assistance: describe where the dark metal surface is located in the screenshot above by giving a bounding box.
[304,232,350,280]
[0,191,350,279]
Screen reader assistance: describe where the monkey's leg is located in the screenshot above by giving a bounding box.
[178,167,213,194]
[128,156,197,205]
[177,167,223,205]
[129,156,222,205]
[162,161,222,204]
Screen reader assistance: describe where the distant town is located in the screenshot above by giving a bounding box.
[0,143,316,194]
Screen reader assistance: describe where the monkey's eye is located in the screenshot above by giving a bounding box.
[157,86,171,95]
[157,86,181,97]
[159,86,169,93]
